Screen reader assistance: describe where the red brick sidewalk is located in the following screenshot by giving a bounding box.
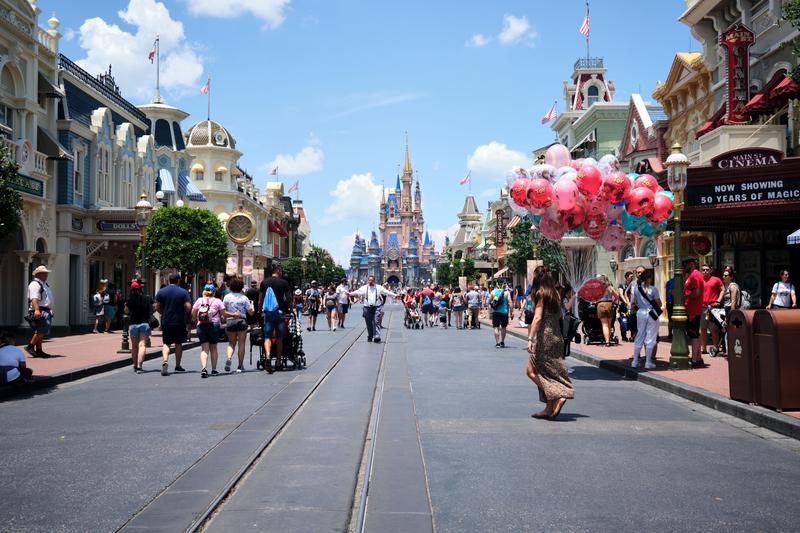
[494,318,800,421]
[15,330,196,380]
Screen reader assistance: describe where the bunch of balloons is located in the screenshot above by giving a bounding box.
[507,143,673,251]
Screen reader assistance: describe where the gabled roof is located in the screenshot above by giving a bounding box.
[652,52,705,101]
[458,194,480,217]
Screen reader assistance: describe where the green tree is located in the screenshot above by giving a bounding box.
[144,206,228,275]
[286,245,344,287]
[0,144,23,239]
[536,234,565,274]
[505,220,535,275]
[784,1,800,80]
[436,261,452,286]
[463,257,476,282]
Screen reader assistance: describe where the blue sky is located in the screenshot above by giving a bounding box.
[44,0,697,264]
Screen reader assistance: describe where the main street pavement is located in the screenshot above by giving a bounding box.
[1,305,799,533]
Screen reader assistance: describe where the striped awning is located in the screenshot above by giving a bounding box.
[507,215,522,229]
[158,168,176,195]
[788,228,800,245]
[178,173,206,202]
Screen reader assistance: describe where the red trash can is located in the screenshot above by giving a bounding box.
[727,310,757,403]
[753,310,800,410]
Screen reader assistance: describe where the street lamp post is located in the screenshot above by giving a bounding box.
[459,257,466,283]
[135,192,154,285]
[301,256,307,287]
[609,258,618,283]
[252,239,262,282]
[489,244,497,283]
[665,143,690,371]
[321,264,327,285]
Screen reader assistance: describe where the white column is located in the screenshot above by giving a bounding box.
[15,251,36,327]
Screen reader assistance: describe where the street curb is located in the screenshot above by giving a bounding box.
[0,340,201,400]
[498,323,800,441]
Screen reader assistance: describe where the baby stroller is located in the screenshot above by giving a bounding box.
[405,302,424,329]
[707,307,727,357]
[578,298,619,346]
[251,312,306,372]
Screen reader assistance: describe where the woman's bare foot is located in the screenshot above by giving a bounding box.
[548,398,567,420]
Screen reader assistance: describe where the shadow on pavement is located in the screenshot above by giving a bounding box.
[567,365,624,381]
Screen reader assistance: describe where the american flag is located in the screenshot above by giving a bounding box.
[459,171,471,185]
[287,181,298,193]
[579,15,590,37]
[148,38,157,63]
[200,79,209,94]
[541,102,557,124]
[270,166,279,176]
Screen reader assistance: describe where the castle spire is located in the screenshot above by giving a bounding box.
[403,132,412,177]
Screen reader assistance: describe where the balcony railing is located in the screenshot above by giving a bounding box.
[58,54,148,124]
[37,27,57,55]
[574,57,604,71]
[1,137,49,178]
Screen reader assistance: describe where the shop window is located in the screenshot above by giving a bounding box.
[586,85,600,107]
[0,102,13,134]
[215,170,224,181]
[195,169,204,180]
[640,239,657,259]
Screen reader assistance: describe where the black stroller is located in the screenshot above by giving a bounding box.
[250,312,306,371]
[578,298,619,346]
[707,307,727,357]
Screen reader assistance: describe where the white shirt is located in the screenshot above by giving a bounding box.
[772,281,795,307]
[28,278,53,308]
[0,344,26,382]
[632,284,660,312]
[351,284,394,307]
[335,285,350,304]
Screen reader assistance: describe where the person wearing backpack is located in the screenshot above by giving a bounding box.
[490,283,512,348]
[451,288,465,329]
[259,264,291,372]
[305,281,322,332]
[192,284,225,378]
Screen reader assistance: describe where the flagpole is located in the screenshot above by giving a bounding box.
[155,35,160,101]
[207,76,211,120]
[585,0,590,61]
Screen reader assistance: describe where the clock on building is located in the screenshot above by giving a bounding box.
[225,211,256,244]
[387,248,400,261]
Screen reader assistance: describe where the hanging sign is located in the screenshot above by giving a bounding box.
[96,220,138,232]
[721,23,755,124]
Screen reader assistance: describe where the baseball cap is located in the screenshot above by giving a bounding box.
[130,280,143,289]
[203,283,216,292]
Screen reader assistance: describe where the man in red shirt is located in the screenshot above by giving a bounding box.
[699,264,724,355]
[683,257,705,367]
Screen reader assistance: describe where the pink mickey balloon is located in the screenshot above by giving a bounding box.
[648,192,674,223]
[526,178,553,209]
[561,202,586,230]
[539,215,566,241]
[545,143,572,169]
[584,194,608,217]
[582,214,608,240]
[553,178,578,212]
[633,174,659,193]
[626,187,656,217]
[510,178,530,208]
[605,201,625,221]
[576,164,603,197]
[569,158,585,171]
[601,171,631,203]
[600,223,626,251]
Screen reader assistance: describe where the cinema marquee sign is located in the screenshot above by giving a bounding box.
[711,148,783,170]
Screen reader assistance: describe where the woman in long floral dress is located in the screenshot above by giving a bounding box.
[526,269,575,419]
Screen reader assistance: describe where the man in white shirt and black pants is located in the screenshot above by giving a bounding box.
[349,275,396,343]
[26,265,55,358]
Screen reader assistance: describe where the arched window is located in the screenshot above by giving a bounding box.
[587,85,600,107]
[621,244,635,261]
[154,119,172,148]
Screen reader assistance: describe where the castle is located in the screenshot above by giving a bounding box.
[349,141,436,287]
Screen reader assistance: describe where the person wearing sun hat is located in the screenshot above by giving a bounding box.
[25,265,54,358]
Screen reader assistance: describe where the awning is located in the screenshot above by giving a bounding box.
[269,220,288,237]
[492,267,509,279]
[158,168,176,195]
[744,69,788,114]
[696,103,726,138]
[646,156,664,174]
[507,215,522,229]
[788,228,800,245]
[37,72,63,99]
[571,130,596,153]
[772,75,800,99]
[191,162,204,172]
[177,173,206,202]
[216,165,228,173]
[37,127,72,160]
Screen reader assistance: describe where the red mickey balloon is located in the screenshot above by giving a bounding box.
[648,192,674,223]
[601,171,631,203]
[510,178,530,207]
[633,174,659,193]
[526,178,553,209]
[582,214,608,240]
[560,202,585,230]
[576,164,603,197]
[626,186,656,217]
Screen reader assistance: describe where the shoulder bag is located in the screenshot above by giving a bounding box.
[637,283,662,321]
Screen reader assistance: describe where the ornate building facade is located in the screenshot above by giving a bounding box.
[349,141,435,287]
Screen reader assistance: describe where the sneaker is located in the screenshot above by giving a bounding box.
[161,363,169,376]
[499,341,505,348]
[212,370,220,375]
[201,369,208,378]
[224,359,232,372]
[631,359,640,368]
[136,367,144,374]
[307,327,312,332]
[691,359,706,368]
[367,337,373,342]
[174,366,186,372]
[333,326,337,331]
[495,343,501,349]
[312,327,316,331]
[645,362,657,370]
[36,351,51,358]
[236,366,244,373]
[92,329,99,334]
[373,338,381,343]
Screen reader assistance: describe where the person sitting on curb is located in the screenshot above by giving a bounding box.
[0,329,33,386]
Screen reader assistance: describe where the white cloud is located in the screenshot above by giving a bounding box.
[324,172,383,222]
[185,0,290,29]
[328,92,424,119]
[265,145,324,176]
[465,33,490,48]
[428,223,460,250]
[328,232,359,267]
[63,28,76,42]
[75,0,204,102]
[498,14,537,46]
[467,141,530,181]
[479,188,497,199]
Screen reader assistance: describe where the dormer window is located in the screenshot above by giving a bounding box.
[586,85,600,107]
[630,122,639,147]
